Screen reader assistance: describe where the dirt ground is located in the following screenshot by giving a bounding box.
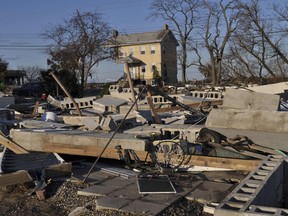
[0,155,248,216]
[0,179,206,216]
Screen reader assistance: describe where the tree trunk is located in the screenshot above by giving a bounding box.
[182,44,187,83]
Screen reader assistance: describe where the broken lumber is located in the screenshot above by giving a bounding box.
[7,128,260,171]
[0,133,28,154]
[0,170,33,187]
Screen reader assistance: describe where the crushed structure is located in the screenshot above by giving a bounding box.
[1,81,288,215]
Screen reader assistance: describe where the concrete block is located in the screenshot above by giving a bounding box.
[229,111,256,130]
[253,111,284,132]
[9,129,150,152]
[186,181,234,204]
[247,81,288,95]
[93,95,128,113]
[109,188,141,200]
[134,110,153,124]
[80,118,100,131]
[62,96,96,110]
[282,113,288,133]
[206,109,288,133]
[177,95,204,104]
[123,125,161,137]
[100,177,135,188]
[223,89,251,110]
[77,184,117,196]
[120,199,168,215]
[99,116,117,131]
[71,166,111,183]
[205,109,232,128]
[20,119,73,129]
[140,194,182,205]
[62,116,100,127]
[96,196,131,210]
[223,88,280,111]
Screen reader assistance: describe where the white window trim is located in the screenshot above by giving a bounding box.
[140,46,145,55]
[150,46,156,54]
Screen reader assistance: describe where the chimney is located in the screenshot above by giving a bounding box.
[113,30,119,37]
[163,24,169,30]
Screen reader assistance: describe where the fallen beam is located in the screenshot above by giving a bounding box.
[9,129,149,152]
[0,133,28,154]
[44,144,259,171]
[8,129,260,171]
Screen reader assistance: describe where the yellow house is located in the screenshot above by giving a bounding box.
[113,24,178,85]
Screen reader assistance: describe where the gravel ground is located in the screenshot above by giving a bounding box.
[0,179,208,216]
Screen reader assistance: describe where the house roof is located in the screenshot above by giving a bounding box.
[114,25,178,46]
[116,55,143,64]
[5,70,26,77]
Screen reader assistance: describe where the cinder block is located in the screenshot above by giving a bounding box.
[253,111,284,132]
[205,109,232,128]
[229,111,256,130]
[223,88,280,111]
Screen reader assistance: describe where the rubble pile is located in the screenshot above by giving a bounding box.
[1,82,288,215]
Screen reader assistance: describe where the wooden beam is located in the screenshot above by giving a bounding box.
[43,143,260,171]
[32,100,39,117]
[146,91,161,124]
[0,170,32,187]
[0,134,28,154]
[124,62,138,110]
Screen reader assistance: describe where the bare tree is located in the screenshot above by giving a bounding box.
[150,0,201,83]
[43,10,112,95]
[200,0,240,86]
[18,66,43,83]
[231,0,288,80]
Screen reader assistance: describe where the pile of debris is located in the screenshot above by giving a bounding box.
[1,80,288,215]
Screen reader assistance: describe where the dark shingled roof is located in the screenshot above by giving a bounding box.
[115,29,174,45]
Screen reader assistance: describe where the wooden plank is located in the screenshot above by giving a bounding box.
[186,155,260,171]
[43,143,260,171]
[32,100,39,117]
[154,100,223,113]
[237,150,267,160]
[0,133,28,154]
[0,170,33,187]
[248,143,284,155]
[146,91,161,124]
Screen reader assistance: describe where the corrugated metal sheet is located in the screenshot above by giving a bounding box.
[1,148,62,173]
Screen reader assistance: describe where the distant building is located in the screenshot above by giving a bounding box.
[4,70,26,85]
[112,24,178,85]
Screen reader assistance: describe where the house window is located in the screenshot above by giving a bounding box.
[119,48,124,57]
[141,65,146,73]
[140,46,145,55]
[129,48,134,55]
[150,46,156,54]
